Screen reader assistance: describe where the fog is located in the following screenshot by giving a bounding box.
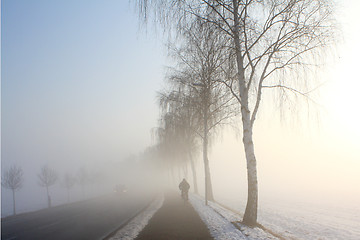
[1,0,359,232]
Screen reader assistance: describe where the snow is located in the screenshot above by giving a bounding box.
[189,194,246,239]
[190,194,278,240]
[107,194,164,240]
[214,196,360,240]
[206,198,279,240]
[256,200,360,240]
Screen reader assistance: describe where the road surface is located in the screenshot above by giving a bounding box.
[1,193,150,240]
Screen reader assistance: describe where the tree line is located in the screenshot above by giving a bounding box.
[1,165,102,216]
[137,0,337,226]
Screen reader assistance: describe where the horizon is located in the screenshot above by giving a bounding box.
[2,0,360,218]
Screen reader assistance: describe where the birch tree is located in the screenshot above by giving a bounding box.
[38,165,58,208]
[1,165,24,215]
[136,0,336,226]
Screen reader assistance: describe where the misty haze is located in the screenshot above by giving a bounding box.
[1,1,359,240]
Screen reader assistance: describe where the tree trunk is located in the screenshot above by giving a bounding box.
[233,0,258,226]
[167,168,171,186]
[177,166,182,182]
[242,125,258,226]
[189,152,198,194]
[203,101,214,204]
[12,189,16,215]
[170,167,176,187]
[183,164,188,178]
[46,186,51,208]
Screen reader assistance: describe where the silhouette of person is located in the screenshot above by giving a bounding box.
[179,178,190,200]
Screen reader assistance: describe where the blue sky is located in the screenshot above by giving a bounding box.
[2,0,167,171]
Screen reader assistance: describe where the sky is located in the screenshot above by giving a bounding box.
[2,0,167,170]
[1,0,360,215]
[1,0,168,214]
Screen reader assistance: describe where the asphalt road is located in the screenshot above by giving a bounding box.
[1,193,149,240]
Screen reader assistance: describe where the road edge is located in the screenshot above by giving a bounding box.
[101,194,163,240]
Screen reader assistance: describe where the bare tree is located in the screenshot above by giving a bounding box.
[136,0,337,225]
[157,89,201,193]
[1,165,24,215]
[158,20,237,204]
[38,165,58,208]
[63,173,76,202]
[179,23,236,204]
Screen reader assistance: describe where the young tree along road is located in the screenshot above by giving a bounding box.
[38,165,58,208]
[135,0,337,225]
[1,165,24,215]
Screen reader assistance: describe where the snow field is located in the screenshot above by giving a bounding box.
[256,201,360,240]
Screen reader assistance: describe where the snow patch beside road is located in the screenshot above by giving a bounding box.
[107,195,164,240]
[190,194,247,240]
[190,194,279,240]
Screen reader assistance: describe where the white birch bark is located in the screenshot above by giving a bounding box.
[203,86,214,205]
[233,0,258,226]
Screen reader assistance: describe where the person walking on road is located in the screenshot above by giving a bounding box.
[179,178,190,201]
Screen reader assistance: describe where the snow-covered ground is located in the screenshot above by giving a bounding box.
[189,194,247,239]
[216,196,360,240]
[108,194,164,240]
[190,194,278,240]
[257,200,360,240]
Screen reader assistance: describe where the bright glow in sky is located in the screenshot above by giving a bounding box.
[208,0,360,207]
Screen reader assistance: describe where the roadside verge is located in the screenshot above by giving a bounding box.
[190,194,280,240]
[103,195,164,240]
